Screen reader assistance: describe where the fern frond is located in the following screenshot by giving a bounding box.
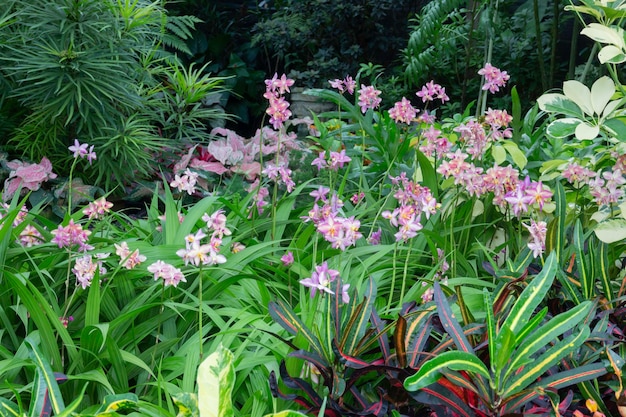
[403,0,468,86]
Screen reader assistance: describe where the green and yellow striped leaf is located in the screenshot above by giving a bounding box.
[404,351,489,392]
[502,325,590,397]
[501,252,557,338]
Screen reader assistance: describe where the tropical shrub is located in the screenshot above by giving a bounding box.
[0,0,228,192]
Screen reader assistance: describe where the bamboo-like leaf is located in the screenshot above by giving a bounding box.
[506,301,592,376]
[25,338,65,416]
[502,326,591,397]
[574,220,593,299]
[197,344,235,417]
[501,252,557,337]
[433,282,472,353]
[268,300,324,356]
[404,351,489,391]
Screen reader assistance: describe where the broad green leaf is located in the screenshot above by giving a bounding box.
[594,218,626,243]
[198,344,235,417]
[536,94,583,118]
[501,252,556,336]
[404,351,489,391]
[502,141,527,169]
[574,122,600,140]
[491,144,506,165]
[604,116,626,137]
[502,326,590,397]
[546,118,581,138]
[590,76,615,115]
[581,23,626,50]
[563,80,593,116]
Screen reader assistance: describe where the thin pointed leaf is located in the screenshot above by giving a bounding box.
[433,282,473,353]
[269,300,324,357]
[501,252,557,337]
[574,220,593,299]
[502,326,591,397]
[507,301,593,374]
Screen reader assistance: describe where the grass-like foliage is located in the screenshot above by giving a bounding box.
[1,0,626,416]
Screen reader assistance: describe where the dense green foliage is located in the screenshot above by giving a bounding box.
[1,0,626,417]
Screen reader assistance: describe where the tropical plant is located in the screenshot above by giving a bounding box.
[0,0,227,193]
[404,252,608,415]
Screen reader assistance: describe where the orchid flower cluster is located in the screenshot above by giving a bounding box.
[264,73,295,130]
[176,209,230,267]
[382,173,439,243]
[299,261,349,303]
[303,187,363,250]
[563,161,626,207]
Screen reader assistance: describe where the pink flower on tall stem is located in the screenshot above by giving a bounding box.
[147,260,186,287]
[389,97,417,124]
[478,63,510,94]
[357,85,382,113]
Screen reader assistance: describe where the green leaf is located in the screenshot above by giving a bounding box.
[502,326,590,397]
[0,398,20,417]
[594,218,626,243]
[95,393,139,414]
[340,276,376,355]
[491,144,506,165]
[501,252,557,336]
[574,220,593,299]
[536,94,583,118]
[546,118,581,138]
[198,344,235,417]
[264,412,309,417]
[172,393,199,417]
[404,351,490,391]
[483,289,496,374]
[563,80,593,116]
[502,141,527,169]
[507,301,592,374]
[25,337,65,415]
